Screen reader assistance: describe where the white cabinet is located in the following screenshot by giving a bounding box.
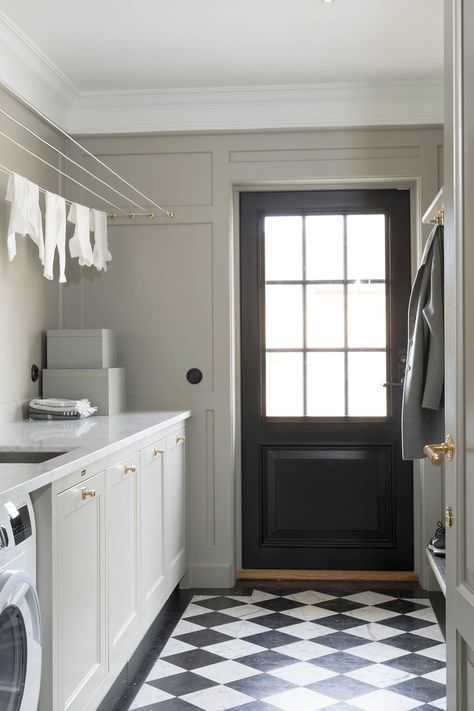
[55,471,106,711]
[140,439,166,625]
[107,452,140,669]
[37,418,188,711]
[164,428,187,587]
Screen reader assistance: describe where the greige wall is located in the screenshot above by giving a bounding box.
[0,88,62,424]
[61,126,443,587]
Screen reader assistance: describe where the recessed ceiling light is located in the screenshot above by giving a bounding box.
[322,0,335,3]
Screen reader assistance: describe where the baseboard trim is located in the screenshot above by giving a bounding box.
[237,569,418,581]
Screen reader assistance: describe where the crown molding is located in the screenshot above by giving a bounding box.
[68,80,443,135]
[0,9,443,135]
[0,9,76,126]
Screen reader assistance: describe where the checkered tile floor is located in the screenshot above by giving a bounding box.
[128,590,446,711]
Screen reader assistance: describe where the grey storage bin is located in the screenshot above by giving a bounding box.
[47,329,117,369]
[43,368,125,415]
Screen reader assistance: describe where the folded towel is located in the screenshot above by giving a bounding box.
[30,397,92,410]
[29,409,96,420]
[28,407,97,419]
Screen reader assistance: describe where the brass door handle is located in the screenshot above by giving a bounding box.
[153,448,164,456]
[423,434,455,466]
[81,488,96,499]
[124,464,137,474]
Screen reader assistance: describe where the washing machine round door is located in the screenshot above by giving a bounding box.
[0,570,42,711]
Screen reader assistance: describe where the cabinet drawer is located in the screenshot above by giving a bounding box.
[166,428,186,452]
[141,438,166,467]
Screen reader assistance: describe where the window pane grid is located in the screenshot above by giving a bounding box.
[263,213,388,418]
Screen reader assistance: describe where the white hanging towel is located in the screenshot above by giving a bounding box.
[90,209,111,271]
[67,203,93,267]
[5,172,44,263]
[43,192,67,282]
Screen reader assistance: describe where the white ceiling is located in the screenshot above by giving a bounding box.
[0,0,443,91]
[0,0,444,133]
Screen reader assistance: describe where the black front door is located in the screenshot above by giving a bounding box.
[240,189,413,570]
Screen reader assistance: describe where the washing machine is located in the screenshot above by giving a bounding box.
[0,494,42,711]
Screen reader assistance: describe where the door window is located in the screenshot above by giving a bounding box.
[264,213,388,417]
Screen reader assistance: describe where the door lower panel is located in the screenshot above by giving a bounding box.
[262,445,394,548]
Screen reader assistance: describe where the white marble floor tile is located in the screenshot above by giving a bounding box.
[192,595,218,602]
[345,663,416,688]
[411,625,445,642]
[172,619,205,636]
[227,591,277,603]
[345,606,399,623]
[182,603,216,618]
[182,684,254,711]
[430,698,447,710]
[342,592,397,606]
[160,638,196,657]
[347,642,410,663]
[406,607,438,622]
[417,643,446,662]
[283,605,337,622]
[269,661,338,686]
[128,683,173,709]
[213,620,270,639]
[193,660,260,684]
[345,622,404,642]
[422,667,447,684]
[265,686,339,711]
[203,638,266,659]
[219,604,270,619]
[349,689,424,710]
[145,658,184,681]
[283,591,335,605]
[282,621,335,640]
[274,640,334,661]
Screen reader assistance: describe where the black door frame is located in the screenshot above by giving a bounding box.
[238,187,414,570]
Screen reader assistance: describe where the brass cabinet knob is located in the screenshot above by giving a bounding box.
[423,434,455,466]
[176,435,186,444]
[153,448,164,457]
[81,488,96,500]
[123,464,137,474]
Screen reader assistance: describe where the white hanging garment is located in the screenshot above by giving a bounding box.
[90,209,111,271]
[5,172,44,263]
[43,192,67,282]
[67,203,93,267]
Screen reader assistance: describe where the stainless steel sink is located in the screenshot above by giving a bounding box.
[0,451,68,464]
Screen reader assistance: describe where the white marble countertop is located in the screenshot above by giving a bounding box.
[0,411,191,504]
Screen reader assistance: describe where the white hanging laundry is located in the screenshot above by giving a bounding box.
[67,202,93,267]
[43,192,66,283]
[5,172,44,263]
[90,209,111,271]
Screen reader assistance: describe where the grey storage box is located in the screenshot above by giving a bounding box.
[47,329,117,369]
[43,368,125,415]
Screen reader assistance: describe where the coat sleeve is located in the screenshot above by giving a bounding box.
[421,229,444,410]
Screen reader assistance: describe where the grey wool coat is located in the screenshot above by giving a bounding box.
[401,224,444,460]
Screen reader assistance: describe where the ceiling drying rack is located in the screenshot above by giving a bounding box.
[0,77,174,221]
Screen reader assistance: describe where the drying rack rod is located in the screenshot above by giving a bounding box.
[0,77,174,220]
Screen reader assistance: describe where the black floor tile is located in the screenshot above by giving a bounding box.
[228,672,294,699]
[389,676,447,702]
[235,650,297,672]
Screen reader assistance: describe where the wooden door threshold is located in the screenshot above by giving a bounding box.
[237,569,418,582]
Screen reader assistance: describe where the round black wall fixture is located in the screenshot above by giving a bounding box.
[186,368,203,384]
[31,364,40,382]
